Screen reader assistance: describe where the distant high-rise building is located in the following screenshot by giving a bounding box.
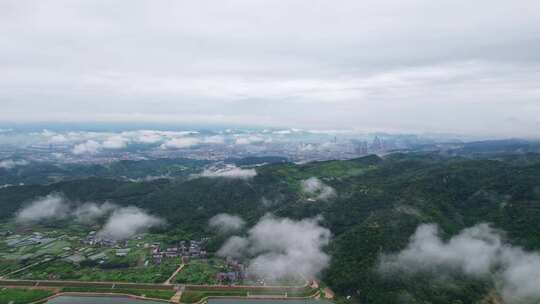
[371,136,385,151]
[355,141,368,154]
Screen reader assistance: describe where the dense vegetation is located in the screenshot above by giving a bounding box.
[2,152,540,303]
[0,158,210,185]
[11,259,177,284]
[0,287,54,304]
[174,260,220,285]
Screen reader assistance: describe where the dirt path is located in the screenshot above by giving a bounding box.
[163,263,185,285]
[170,287,184,303]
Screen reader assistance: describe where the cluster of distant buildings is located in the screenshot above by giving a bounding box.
[1,231,67,267]
[3,231,56,247]
[151,239,207,264]
[82,231,122,247]
[5,232,50,246]
[2,227,250,285]
[4,231,57,250]
[216,256,246,284]
[82,231,213,267]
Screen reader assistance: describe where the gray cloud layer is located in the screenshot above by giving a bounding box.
[217,214,331,281]
[379,223,540,304]
[1,1,540,137]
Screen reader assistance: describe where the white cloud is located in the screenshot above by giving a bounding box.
[97,206,164,241]
[379,223,540,304]
[72,140,101,155]
[41,129,205,150]
[70,135,128,153]
[217,236,249,259]
[160,137,200,149]
[261,197,279,208]
[0,159,29,169]
[126,174,172,182]
[16,193,70,223]
[217,214,331,281]
[203,135,225,144]
[272,129,293,135]
[199,165,257,179]
[73,202,118,224]
[301,177,337,201]
[13,193,162,242]
[209,213,245,234]
[102,135,128,149]
[235,135,265,145]
[50,134,68,142]
[134,130,165,144]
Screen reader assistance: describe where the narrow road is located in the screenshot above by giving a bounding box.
[0,277,312,294]
[163,263,185,285]
[0,279,175,290]
[0,257,52,279]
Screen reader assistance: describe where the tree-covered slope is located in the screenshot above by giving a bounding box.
[1,153,540,303]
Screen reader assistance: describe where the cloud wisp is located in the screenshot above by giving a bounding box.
[16,194,119,224]
[234,135,265,145]
[301,177,337,201]
[51,130,221,154]
[14,194,163,242]
[16,193,70,223]
[379,223,540,304]
[0,159,29,169]
[217,214,331,282]
[72,140,101,155]
[198,165,257,180]
[97,206,164,241]
[160,137,201,149]
[101,136,129,149]
[73,202,118,224]
[209,213,246,234]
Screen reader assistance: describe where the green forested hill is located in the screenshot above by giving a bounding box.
[1,153,540,303]
[0,158,210,185]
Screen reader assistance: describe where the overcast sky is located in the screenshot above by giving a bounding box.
[1,1,540,137]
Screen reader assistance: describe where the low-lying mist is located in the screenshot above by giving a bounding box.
[16,193,70,223]
[198,165,257,179]
[97,206,164,241]
[14,193,164,240]
[301,177,337,201]
[216,213,331,282]
[73,202,118,224]
[379,223,540,304]
[209,213,245,234]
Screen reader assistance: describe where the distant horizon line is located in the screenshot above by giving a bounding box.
[0,121,538,141]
